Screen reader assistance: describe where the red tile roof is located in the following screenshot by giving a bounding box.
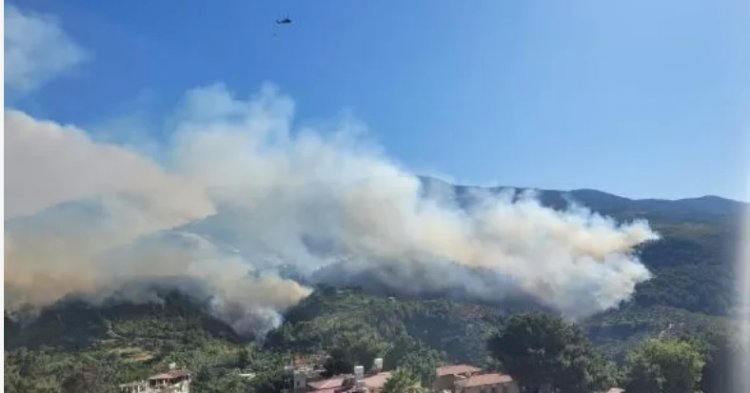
[307,372,392,392]
[454,373,514,388]
[362,372,392,389]
[436,364,482,377]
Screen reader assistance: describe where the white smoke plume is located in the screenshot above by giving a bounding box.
[5,83,658,335]
[4,109,309,335]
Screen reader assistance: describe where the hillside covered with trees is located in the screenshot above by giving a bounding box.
[5,185,747,392]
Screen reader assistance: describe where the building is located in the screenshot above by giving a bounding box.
[434,364,518,393]
[119,382,148,393]
[119,368,191,393]
[305,371,392,393]
[291,358,392,393]
[453,373,518,393]
[289,357,519,393]
[303,371,392,393]
[434,364,483,392]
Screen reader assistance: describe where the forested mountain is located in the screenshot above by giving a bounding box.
[5,291,262,392]
[422,178,744,359]
[424,177,743,312]
[5,182,746,392]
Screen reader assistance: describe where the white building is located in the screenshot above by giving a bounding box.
[119,369,191,393]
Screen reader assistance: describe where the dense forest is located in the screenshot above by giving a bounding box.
[5,184,747,392]
[4,287,742,393]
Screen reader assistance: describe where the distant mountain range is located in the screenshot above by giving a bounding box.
[420,176,746,224]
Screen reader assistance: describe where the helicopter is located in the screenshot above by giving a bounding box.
[275,17,292,25]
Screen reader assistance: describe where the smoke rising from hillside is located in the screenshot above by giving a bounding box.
[5,83,658,335]
[4,108,309,335]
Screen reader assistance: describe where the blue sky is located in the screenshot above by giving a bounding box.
[7,0,750,200]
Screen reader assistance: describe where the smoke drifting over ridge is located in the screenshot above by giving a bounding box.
[5,83,658,335]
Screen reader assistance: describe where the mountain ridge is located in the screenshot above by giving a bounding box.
[5,178,745,390]
[421,176,745,208]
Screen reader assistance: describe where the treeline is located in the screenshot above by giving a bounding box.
[265,285,503,364]
[5,288,745,393]
[486,313,743,393]
[304,310,742,393]
[265,289,744,393]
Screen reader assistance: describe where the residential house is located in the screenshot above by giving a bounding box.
[119,368,191,393]
[433,364,519,393]
[453,373,518,393]
[305,371,393,393]
[433,364,482,392]
[294,358,391,393]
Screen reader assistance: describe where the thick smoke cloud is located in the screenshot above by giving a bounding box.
[5,111,213,220]
[4,109,309,335]
[5,83,657,335]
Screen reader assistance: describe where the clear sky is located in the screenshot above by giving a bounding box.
[7,0,750,200]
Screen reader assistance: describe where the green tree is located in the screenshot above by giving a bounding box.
[60,368,107,393]
[237,348,251,370]
[381,369,425,393]
[384,335,441,387]
[687,332,749,393]
[61,360,117,393]
[487,313,615,393]
[192,368,250,393]
[323,331,388,376]
[248,369,288,393]
[323,347,356,376]
[400,351,438,388]
[624,339,704,393]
